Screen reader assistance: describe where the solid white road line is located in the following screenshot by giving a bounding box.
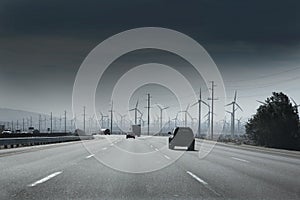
[102,147,107,150]
[86,154,94,159]
[164,155,171,160]
[186,171,208,185]
[28,171,63,187]
[231,157,249,163]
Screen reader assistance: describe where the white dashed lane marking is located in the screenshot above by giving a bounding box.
[231,157,249,163]
[86,154,94,159]
[164,155,171,160]
[28,171,63,187]
[186,171,208,185]
[102,147,107,150]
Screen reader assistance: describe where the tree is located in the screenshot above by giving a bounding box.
[246,92,299,150]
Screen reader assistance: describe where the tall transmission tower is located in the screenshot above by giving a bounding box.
[83,106,86,133]
[208,81,218,140]
[146,93,152,135]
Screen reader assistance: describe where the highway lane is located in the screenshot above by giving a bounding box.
[0,135,299,200]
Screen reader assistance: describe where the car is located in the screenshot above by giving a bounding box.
[168,127,195,151]
[104,129,111,135]
[1,130,12,134]
[126,133,135,139]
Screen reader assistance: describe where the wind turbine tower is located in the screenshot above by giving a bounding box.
[225,91,243,137]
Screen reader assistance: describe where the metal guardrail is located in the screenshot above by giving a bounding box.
[0,136,94,148]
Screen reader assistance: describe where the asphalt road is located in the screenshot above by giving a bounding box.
[0,135,299,200]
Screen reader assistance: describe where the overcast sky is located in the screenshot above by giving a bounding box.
[0,0,299,122]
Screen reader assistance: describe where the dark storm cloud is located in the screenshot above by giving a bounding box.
[1,0,299,46]
[0,0,299,117]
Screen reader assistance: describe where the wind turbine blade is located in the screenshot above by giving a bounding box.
[156,104,162,110]
[236,103,243,111]
[256,100,266,105]
[201,100,209,107]
[291,98,297,106]
[136,100,139,109]
[186,104,190,111]
[187,112,193,119]
[191,102,198,107]
[164,106,169,110]
[234,90,237,102]
[129,108,135,111]
[225,102,233,107]
[137,109,142,115]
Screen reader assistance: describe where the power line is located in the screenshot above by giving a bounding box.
[225,66,300,83]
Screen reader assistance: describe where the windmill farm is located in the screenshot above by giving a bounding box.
[2,85,298,141]
[88,87,247,140]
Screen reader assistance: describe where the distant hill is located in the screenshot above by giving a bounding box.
[0,108,47,123]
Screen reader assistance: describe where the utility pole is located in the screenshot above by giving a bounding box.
[44,116,47,132]
[39,114,41,131]
[64,110,67,133]
[54,117,57,132]
[83,106,86,133]
[146,93,152,135]
[50,112,53,133]
[109,101,114,134]
[198,89,201,138]
[22,118,25,132]
[208,81,218,140]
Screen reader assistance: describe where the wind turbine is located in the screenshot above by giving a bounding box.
[99,112,108,128]
[192,88,209,138]
[156,104,169,132]
[137,110,144,126]
[129,100,140,125]
[202,102,211,132]
[172,112,179,128]
[236,117,242,134]
[179,104,190,127]
[291,98,300,108]
[225,91,243,137]
[118,113,127,128]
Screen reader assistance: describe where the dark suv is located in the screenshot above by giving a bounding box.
[168,127,195,151]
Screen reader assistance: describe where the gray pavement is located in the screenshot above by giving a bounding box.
[0,135,299,200]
